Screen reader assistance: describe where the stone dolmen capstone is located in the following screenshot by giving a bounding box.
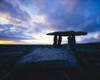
[47,31,87,51]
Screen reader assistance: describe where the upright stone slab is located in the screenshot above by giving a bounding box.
[53,35,57,48]
[58,36,62,48]
[68,35,76,51]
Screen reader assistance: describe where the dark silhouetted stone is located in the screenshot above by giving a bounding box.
[47,31,87,51]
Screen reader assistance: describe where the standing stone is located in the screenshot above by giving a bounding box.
[71,35,76,51]
[67,35,76,51]
[58,36,62,48]
[67,36,72,50]
[53,35,57,48]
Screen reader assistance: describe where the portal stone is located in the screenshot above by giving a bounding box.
[47,31,87,51]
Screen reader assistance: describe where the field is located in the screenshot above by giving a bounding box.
[0,43,100,80]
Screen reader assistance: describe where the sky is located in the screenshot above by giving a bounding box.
[0,0,100,44]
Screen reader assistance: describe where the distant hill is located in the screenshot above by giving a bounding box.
[61,42,100,49]
[0,42,100,50]
[76,42,100,49]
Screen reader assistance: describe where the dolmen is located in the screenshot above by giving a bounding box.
[47,31,87,51]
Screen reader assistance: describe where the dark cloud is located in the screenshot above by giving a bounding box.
[0,0,31,21]
[79,15,100,32]
[1,0,100,33]
[34,0,100,32]
[0,24,34,41]
[46,13,85,31]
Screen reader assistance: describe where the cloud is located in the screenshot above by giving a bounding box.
[0,0,31,26]
[32,0,100,32]
[1,0,100,33]
[59,0,87,13]
[81,37,100,43]
[0,24,34,42]
[79,15,100,32]
[0,0,100,44]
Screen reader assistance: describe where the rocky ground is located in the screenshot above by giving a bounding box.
[0,45,100,80]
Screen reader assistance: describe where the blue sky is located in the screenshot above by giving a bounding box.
[0,0,100,44]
